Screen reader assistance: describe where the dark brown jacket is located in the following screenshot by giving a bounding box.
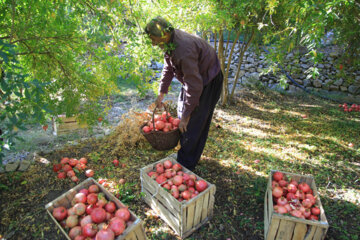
[159,29,221,118]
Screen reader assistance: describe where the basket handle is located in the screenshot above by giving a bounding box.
[152,102,170,130]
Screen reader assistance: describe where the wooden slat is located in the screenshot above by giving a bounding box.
[193,193,205,227]
[133,223,147,240]
[313,227,327,240]
[141,179,181,217]
[208,185,216,218]
[275,219,295,240]
[266,218,280,240]
[292,222,307,240]
[142,188,181,235]
[264,189,269,238]
[200,191,210,222]
[304,225,316,240]
[185,201,196,232]
[124,230,137,240]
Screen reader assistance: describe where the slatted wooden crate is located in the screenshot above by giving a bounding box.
[57,115,88,135]
[264,170,329,240]
[140,156,216,239]
[45,178,147,240]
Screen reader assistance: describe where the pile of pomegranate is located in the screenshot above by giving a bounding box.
[147,160,208,202]
[52,184,131,240]
[339,103,360,112]
[271,171,321,221]
[53,157,96,182]
[142,111,180,133]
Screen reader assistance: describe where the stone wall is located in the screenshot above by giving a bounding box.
[223,43,360,99]
[149,43,360,101]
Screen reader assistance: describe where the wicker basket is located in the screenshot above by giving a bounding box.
[140,104,180,151]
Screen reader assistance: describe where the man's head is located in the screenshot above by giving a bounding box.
[144,16,173,49]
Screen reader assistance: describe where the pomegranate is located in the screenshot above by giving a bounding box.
[290,210,303,218]
[305,194,316,205]
[162,183,171,190]
[91,208,107,223]
[189,174,197,181]
[156,165,164,174]
[273,172,284,181]
[178,184,187,192]
[61,157,69,165]
[79,157,88,164]
[53,206,67,221]
[63,164,73,172]
[277,197,288,206]
[311,206,320,215]
[278,180,288,188]
[163,160,173,169]
[109,217,126,236]
[74,203,86,216]
[86,204,95,215]
[303,208,311,218]
[186,179,195,187]
[74,236,85,240]
[287,183,297,194]
[53,164,62,172]
[69,226,82,239]
[156,175,167,184]
[181,190,191,200]
[155,120,165,130]
[113,159,119,167]
[173,175,183,186]
[274,205,288,214]
[71,176,79,182]
[57,172,66,179]
[272,186,283,198]
[298,182,311,193]
[106,212,112,221]
[85,169,95,178]
[286,192,296,201]
[272,181,279,188]
[96,228,115,240]
[309,215,319,220]
[302,198,313,208]
[115,208,130,222]
[80,215,93,227]
[289,179,298,187]
[284,204,291,212]
[183,173,190,181]
[86,193,98,205]
[171,188,180,199]
[74,193,87,204]
[68,207,76,216]
[105,201,116,213]
[69,158,78,167]
[177,171,184,176]
[88,185,100,193]
[142,125,151,133]
[172,118,180,127]
[79,189,89,196]
[66,215,79,228]
[195,180,208,192]
[172,163,182,172]
[295,190,305,200]
[164,170,172,178]
[82,223,98,237]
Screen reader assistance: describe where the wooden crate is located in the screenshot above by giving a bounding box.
[57,115,88,135]
[264,170,329,240]
[140,156,216,239]
[45,178,147,240]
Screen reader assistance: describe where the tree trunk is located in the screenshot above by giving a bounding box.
[229,29,255,100]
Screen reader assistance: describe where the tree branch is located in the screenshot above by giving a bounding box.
[15,51,50,56]
[10,35,75,44]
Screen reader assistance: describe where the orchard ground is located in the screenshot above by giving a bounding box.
[0,83,359,240]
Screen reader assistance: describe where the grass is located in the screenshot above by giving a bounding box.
[0,86,359,240]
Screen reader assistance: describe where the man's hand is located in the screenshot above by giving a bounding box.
[179,115,190,133]
[155,93,165,108]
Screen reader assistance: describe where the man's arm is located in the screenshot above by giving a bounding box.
[156,56,174,107]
